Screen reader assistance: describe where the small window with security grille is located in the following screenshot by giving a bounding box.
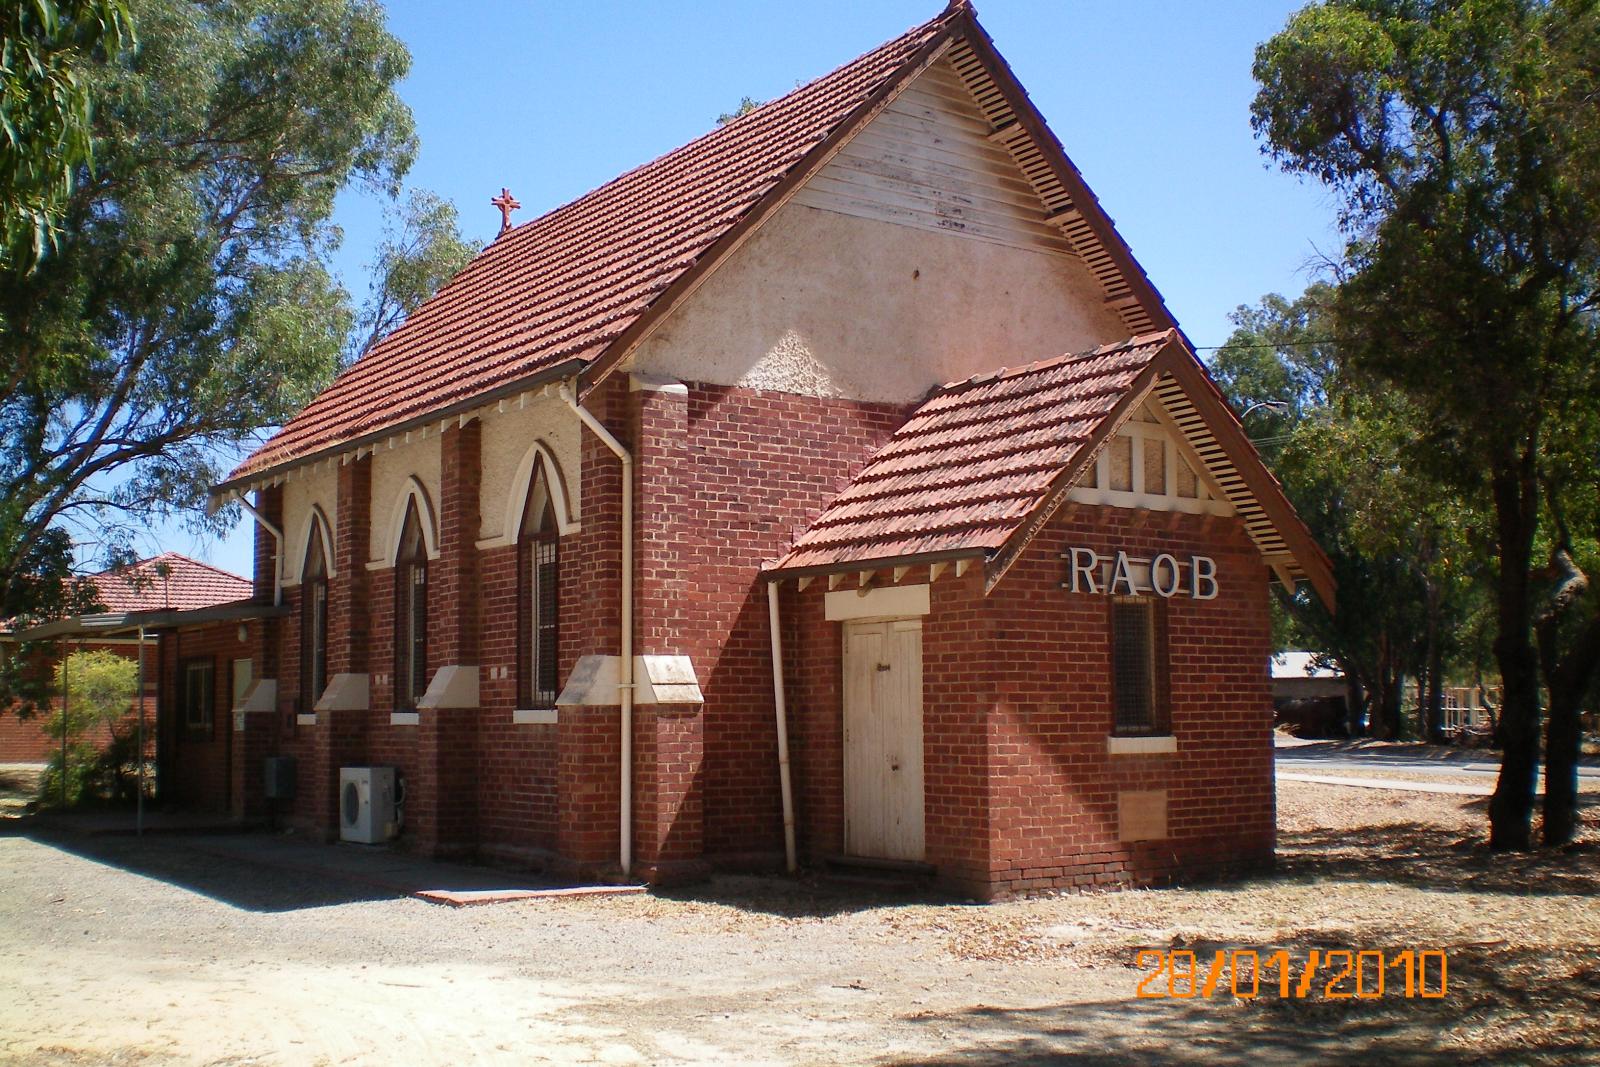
[1111,598,1169,736]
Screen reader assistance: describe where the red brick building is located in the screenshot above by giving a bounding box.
[184,3,1330,898]
[2,554,253,775]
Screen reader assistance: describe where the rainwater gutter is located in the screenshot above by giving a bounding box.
[228,491,285,606]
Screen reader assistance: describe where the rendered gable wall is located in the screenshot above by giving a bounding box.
[368,435,442,565]
[475,395,582,543]
[627,58,1129,403]
[281,462,337,586]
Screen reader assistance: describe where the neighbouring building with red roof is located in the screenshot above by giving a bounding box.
[170,2,1330,898]
[1,554,256,773]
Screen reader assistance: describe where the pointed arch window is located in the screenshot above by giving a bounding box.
[300,521,329,709]
[395,500,429,711]
[518,462,560,709]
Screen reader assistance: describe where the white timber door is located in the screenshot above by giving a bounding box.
[843,618,925,861]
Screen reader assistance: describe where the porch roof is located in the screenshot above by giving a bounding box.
[765,331,1336,609]
[8,598,287,642]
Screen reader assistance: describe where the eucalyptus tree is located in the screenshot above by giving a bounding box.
[0,0,416,638]
[1213,285,1483,740]
[0,0,132,270]
[1252,0,1600,846]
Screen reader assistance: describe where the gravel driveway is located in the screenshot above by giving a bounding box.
[2,783,1596,1066]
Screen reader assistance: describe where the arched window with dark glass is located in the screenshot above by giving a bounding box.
[300,519,329,709]
[395,499,429,710]
[518,462,560,708]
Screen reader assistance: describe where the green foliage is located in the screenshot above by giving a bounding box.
[0,0,133,270]
[51,647,136,728]
[716,96,761,125]
[1252,0,1600,844]
[0,0,416,641]
[39,648,139,807]
[40,730,145,807]
[350,188,478,362]
[1213,285,1489,735]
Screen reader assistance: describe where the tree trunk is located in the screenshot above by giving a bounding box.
[1341,673,1364,738]
[1424,582,1446,744]
[1488,466,1541,851]
[1543,682,1584,846]
[1381,672,1404,739]
[1539,608,1600,848]
[1371,652,1404,740]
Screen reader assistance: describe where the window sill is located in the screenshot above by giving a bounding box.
[295,713,317,727]
[513,708,558,725]
[1106,734,1177,755]
[390,711,420,726]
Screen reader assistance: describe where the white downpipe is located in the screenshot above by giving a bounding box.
[231,491,285,606]
[766,580,798,873]
[559,381,634,877]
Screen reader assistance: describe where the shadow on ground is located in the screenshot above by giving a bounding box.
[880,939,1600,1067]
[4,821,402,911]
[1277,798,1600,897]
[1,819,577,913]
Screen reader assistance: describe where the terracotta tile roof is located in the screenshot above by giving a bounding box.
[769,333,1176,573]
[88,553,253,614]
[226,7,962,484]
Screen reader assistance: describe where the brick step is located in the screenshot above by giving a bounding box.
[820,853,937,892]
[819,870,929,893]
[822,853,937,876]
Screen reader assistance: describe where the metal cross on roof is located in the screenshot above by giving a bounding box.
[491,187,521,235]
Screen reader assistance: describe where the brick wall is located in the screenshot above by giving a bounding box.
[180,377,1280,898]
[552,377,627,871]
[782,504,1274,900]
[0,639,159,763]
[676,384,905,863]
[162,621,251,812]
[473,542,560,863]
[973,505,1275,897]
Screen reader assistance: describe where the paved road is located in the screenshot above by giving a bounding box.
[1274,740,1600,779]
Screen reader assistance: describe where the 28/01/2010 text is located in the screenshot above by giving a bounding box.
[1135,949,1448,1000]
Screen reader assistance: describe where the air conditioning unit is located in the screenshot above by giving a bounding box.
[339,766,397,844]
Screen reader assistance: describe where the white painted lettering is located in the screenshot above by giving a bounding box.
[1150,553,1181,598]
[1109,551,1138,595]
[1070,547,1100,594]
[1064,546,1224,599]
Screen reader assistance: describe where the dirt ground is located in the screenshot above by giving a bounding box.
[1,779,1596,1066]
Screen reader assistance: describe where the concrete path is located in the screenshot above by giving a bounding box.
[1274,738,1600,779]
[1277,772,1492,796]
[20,816,641,907]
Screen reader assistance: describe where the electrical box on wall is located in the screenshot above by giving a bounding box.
[262,756,296,800]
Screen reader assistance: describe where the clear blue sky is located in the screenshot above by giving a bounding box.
[141,0,1338,578]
